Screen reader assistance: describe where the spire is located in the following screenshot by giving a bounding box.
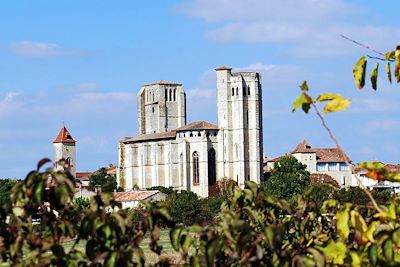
[53,126,76,143]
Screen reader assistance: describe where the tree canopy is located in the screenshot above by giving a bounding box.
[88,168,117,193]
[264,155,311,199]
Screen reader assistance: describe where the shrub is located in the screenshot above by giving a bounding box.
[168,190,205,225]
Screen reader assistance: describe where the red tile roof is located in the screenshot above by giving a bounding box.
[386,164,400,173]
[53,127,76,143]
[291,139,351,163]
[76,172,92,180]
[122,131,177,143]
[142,80,182,86]
[175,121,219,131]
[114,190,161,202]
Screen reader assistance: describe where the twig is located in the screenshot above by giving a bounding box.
[367,54,394,62]
[310,101,384,213]
[340,34,385,56]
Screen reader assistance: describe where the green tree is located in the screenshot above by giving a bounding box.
[0,178,19,209]
[88,168,117,192]
[264,155,310,199]
[167,190,205,225]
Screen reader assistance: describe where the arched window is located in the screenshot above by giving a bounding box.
[193,151,199,184]
[248,85,251,95]
[232,87,235,96]
[165,89,167,101]
[169,89,172,102]
[173,89,176,101]
[236,87,238,96]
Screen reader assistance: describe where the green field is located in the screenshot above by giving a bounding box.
[62,229,178,264]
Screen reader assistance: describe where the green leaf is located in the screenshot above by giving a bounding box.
[353,56,367,89]
[33,182,43,203]
[369,244,378,265]
[395,45,400,83]
[170,227,183,252]
[336,203,351,240]
[293,93,312,113]
[316,93,351,114]
[385,51,395,61]
[350,210,367,233]
[300,80,309,91]
[370,62,379,90]
[386,63,392,84]
[384,239,393,261]
[318,241,347,265]
[307,248,325,267]
[105,251,117,267]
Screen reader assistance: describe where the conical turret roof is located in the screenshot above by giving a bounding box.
[53,126,76,143]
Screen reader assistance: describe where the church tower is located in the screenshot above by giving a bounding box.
[137,81,186,134]
[216,66,263,186]
[53,126,76,177]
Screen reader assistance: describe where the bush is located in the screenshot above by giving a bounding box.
[89,168,117,192]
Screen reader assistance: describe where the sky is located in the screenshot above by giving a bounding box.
[1,0,399,178]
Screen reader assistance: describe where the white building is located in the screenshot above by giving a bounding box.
[117,66,264,197]
[265,139,353,187]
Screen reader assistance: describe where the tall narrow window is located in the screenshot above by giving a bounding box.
[232,87,235,96]
[193,151,199,184]
[169,89,172,102]
[236,87,238,96]
[173,89,176,101]
[165,89,167,101]
[248,85,250,95]
[246,110,249,126]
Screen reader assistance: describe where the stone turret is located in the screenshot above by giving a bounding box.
[215,66,263,185]
[53,126,76,177]
[137,80,186,134]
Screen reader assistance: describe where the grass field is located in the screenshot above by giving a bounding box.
[62,229,178,264]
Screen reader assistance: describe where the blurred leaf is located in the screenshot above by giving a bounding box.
[385,51,395,60]
[386,63,392,84]
[300,80,309,91]
[353,56,367,89]
[370,62,379,90]
[318,241,347,265]
[37,158,51,171]
[293,93,312,113]
[170,227,183,251]
[384,239,393,261]
[336,203,351,240]
[316,93,351,114]
[395,43,400,83]
[369,244,378,265]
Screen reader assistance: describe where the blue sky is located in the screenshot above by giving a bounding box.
[1,0,399,178]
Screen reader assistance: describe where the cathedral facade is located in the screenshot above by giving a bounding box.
[117,66,263,197]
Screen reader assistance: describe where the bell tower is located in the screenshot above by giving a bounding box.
[53,126,76,177]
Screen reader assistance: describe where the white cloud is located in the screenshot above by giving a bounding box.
[9,41,79,57]
[0,92,22,117]
[177,0,399,57]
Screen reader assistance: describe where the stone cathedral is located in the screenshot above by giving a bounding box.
[117,66,263,197]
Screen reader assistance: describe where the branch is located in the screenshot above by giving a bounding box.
[340,34,387,57]
[310,101,384,213]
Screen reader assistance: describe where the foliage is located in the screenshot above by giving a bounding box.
[304,183,336,207]
[0,178,19,209]
[0,159,172,266]
[264,155,311,199]
[74,197,90,212]
[352,43,400,90]
[310,173,340,188]
[165,190,206,226]
[147,186,174,195]
[202,195,227,219]
[88,168,117,193]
